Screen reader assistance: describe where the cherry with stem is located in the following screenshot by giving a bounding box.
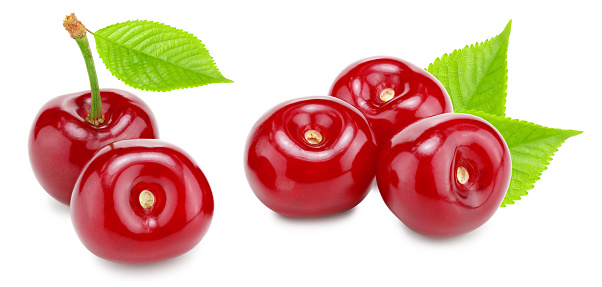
[29,14,159,205]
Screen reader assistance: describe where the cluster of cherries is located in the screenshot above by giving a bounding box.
[29,54,511,265]
[245,57,512,238]
[29,89,214,264]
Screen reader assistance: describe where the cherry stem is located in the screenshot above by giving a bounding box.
[64,14,103,126]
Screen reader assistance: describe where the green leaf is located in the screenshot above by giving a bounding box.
[94,20,231,92]
[427,20,511,116]
[460,110,582,207]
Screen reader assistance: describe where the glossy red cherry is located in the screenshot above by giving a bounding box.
[245,97,378,218]
[376,113,511,238]
[29,89,158,205]
[330,57,453,144]
[71,139,214,264]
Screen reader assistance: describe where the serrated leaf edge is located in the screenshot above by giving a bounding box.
[458,109,582,207]
[94,20,232,92]
[427,20,511,116]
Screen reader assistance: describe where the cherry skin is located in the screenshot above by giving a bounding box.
[330,57,453,145]
[376,113,511,238]
[71,139,214,264]
[244,97,378,218]
[29,89,158,205]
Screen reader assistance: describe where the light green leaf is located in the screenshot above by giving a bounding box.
[94,20,231,91]
[428,21,511,116]
[460,110,582,207]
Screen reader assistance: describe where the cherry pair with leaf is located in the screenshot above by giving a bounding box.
[29,14,227,264]
[329,56,511,238]
[334,20,581,238]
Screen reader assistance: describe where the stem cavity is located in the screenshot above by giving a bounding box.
[63,13,104,126]
[304,130,323,145]
[139,190,155,209]
[457,166,469,185]
[380,88,395,102]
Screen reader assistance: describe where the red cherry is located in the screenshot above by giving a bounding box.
[330,57,453,144]
[376,113,511,238]
[29,89,158,205]
[71,139,214,264]
[244,97,378,218]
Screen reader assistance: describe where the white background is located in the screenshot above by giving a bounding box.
[1,1,600,286]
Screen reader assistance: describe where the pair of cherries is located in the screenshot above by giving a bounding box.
[29,89,213,264]
[245,57,511,238]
